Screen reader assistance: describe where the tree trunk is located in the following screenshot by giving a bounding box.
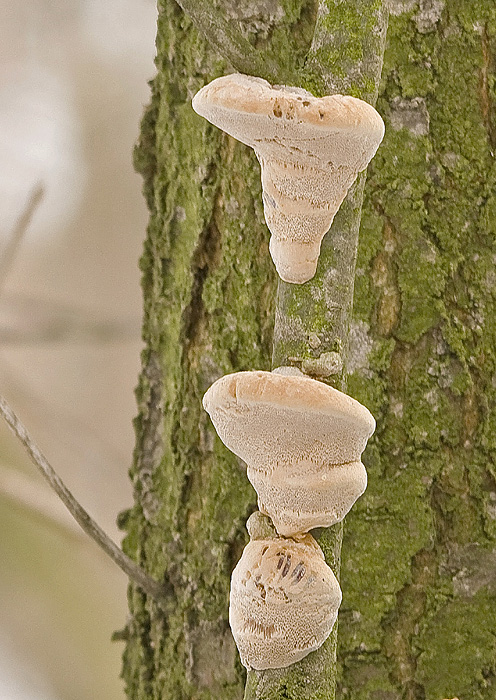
[121,2,496,700]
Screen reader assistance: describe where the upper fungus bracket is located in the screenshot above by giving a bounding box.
[192,73,385,284]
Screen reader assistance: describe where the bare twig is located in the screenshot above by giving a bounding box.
[0,394,166,602]
[0,185,45,296]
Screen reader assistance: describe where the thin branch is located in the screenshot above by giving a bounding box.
[0,185,45,296]
[303,0,388,102]
[173,0,286,83]
[0,394,166,602]
[245,2,389,699]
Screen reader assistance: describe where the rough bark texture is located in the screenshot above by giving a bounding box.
[121,2,496,700]
[341,3,496,699]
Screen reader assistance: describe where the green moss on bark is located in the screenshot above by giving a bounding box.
[343,3,496,699]
[303,0,388,100]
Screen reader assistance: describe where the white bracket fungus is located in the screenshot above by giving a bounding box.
[192,73,384,284]
[203,370,375,536]
[229,532,342,670]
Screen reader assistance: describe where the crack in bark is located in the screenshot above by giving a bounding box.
[180,189,223,361]
[481,23,496,156]
[371,209,402,338]
[174,184,224,534]
[382,548,436,700]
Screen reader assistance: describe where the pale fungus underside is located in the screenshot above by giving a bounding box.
[192,73,384,283]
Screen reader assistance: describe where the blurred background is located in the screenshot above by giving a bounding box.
[0,1,157,697]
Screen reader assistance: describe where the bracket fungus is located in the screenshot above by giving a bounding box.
[203,370,375,536]
[229,532,342,670]
[192,73,385,283]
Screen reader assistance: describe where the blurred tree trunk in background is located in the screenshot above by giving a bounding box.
[121,1,496,699]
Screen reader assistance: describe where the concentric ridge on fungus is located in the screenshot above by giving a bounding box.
[192,73,385,284]
[229,533,342,670]
[203,370,375,536]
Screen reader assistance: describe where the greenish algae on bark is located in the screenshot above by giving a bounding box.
[341,3,496,699]
[246,5,387,698]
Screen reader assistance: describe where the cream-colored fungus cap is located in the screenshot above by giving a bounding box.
[203,370,375,536]
[192,73,385,284]
[229,533,341,670]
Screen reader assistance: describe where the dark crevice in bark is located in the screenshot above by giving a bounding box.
[481,24,496,156]
[371,204,402,338]
[297,0,320,63]
[180,187,223,360]
[172,185,224,539]
[382,548,436,700]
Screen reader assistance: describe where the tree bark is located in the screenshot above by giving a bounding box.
[121,3,316,698]
[122,2,496,700]
[340,3,496,699]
